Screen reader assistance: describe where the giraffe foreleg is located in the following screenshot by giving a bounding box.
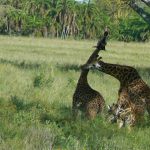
[72,105,78,120]
[72,99,79,120]
[145,99,150,116]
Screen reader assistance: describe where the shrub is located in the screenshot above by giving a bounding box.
[118,16,150,42]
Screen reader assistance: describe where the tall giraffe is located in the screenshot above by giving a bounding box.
[83,58,150,125]
[72,28,108,119]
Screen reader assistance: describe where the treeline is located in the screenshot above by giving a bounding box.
[0,0,150,41]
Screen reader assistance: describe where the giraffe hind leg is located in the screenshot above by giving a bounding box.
[86,107,97,120]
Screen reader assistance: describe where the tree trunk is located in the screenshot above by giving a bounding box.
[129,1,150,24]
[42,26,48,37]
[6,16,11,34]
[82,17,86,39]
[141,0,150,7]
[18,19,22,33]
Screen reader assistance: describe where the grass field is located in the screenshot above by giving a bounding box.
[0,36,150,150]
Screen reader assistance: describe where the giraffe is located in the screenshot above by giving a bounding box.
[72,67,105,119]
[108,103,132,128]
[72,28,108,119]
[82,57,150,126]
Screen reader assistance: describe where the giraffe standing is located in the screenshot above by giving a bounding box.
[72,28,108,119]
[83,58,150,126]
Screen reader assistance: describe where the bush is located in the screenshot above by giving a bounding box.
[118,16,150,42]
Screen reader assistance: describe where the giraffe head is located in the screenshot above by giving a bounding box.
[81,56,103,70]
[82,56,140,84]
[108,103,132,128]
[108,103,119,115]
[107,103,125,124]
[108,103,125,117]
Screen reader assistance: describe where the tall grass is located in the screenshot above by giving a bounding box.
[0,36,150,149]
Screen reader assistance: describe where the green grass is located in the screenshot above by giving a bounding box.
[0,36,150,150]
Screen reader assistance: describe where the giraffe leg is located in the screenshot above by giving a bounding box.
[72,105,78,120]
[86,108,97,120]
[86,103,97,120]
[146,102,150,116]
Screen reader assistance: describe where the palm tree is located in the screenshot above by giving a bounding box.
[56,0,75,38]
[76,0,102,39]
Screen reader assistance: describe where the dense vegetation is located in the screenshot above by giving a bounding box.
[0,36,150,149]
[0,0,150,41]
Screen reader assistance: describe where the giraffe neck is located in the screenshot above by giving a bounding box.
[77,69,89,87]
[99,61,140,85]
[75,29,108,89]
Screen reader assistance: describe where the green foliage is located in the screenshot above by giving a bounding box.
[33,72,54,88]
[118,15,150,42]
[0,0,150,41]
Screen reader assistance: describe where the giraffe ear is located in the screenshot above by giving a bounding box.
[97,56,102,61]
[96,54,99,58]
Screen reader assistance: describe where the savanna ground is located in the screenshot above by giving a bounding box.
[0,36,150,150]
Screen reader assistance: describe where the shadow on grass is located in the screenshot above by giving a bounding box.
[56,63,104,76]
[139,114,150,128]
[40,104,123,149]
[0,58,41,70]
[40,102,150,130]
[10,95,41,111]
[56,63,80,72]
[40,105,73,126]
[137,67,150,75]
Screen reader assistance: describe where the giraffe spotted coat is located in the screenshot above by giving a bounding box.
[72,69,105,119]
[85,58,150,126]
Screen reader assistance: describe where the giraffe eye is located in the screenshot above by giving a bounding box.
[95,63,101,68]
